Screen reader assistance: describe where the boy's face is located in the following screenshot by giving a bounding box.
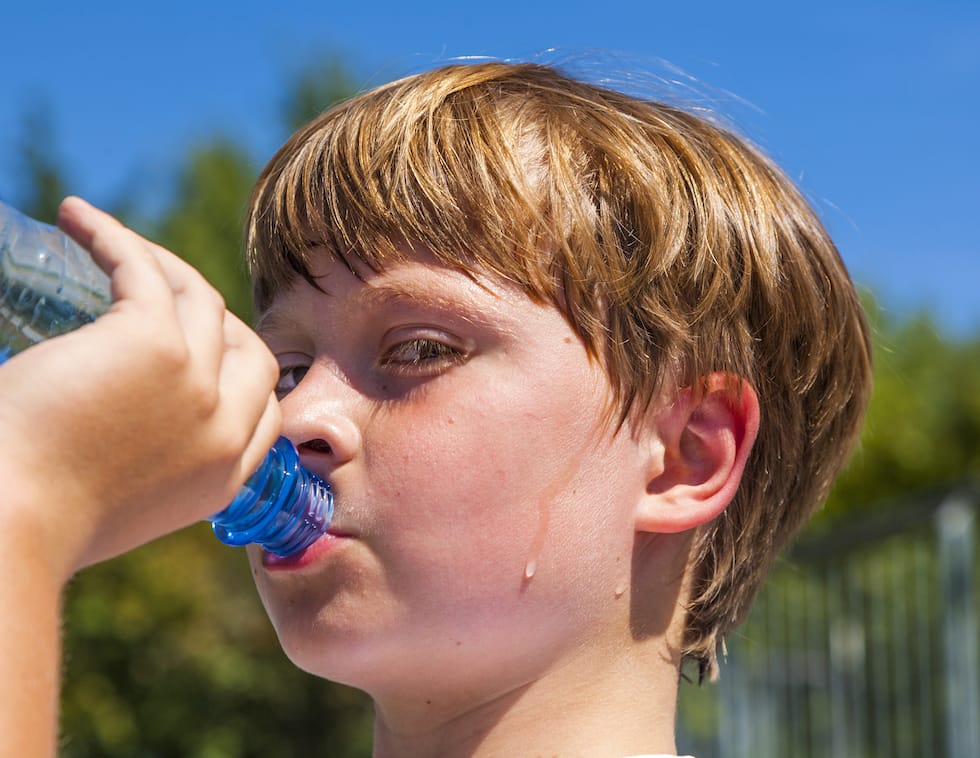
[247,247,661,701]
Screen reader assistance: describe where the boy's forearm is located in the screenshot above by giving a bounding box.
[0,507,63,757]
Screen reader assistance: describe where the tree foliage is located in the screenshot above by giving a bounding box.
[61,530,373,757]
[822,302,980,522]
[11,100,71,223]
[153,140,258,320]
[282,55,360,133]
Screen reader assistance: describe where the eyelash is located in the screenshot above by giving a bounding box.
[379,338,465,375]
[274,338,465,398]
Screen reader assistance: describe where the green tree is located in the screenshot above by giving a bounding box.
[822,303,980,521]
[151,140,258,320]
[282,55,360,133]
[12,100,70,223]
[61,529,373,758]
[147,55,360,322]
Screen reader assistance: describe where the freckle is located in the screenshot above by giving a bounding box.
[446,417,454,425]
[456,640,462,646]
[564,337,572,344]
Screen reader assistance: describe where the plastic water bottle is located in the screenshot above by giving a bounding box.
[0,199,332,556]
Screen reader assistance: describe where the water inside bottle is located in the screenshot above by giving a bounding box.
[0,257,106,356]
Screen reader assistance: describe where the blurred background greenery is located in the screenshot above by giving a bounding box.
[7,54,979,757]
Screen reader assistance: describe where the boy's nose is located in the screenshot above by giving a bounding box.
[277,364,362,468]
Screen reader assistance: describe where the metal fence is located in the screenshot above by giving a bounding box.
[677,483,980,758]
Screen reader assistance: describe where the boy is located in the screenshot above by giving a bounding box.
[240,61,872,755]
[1,61,871,756]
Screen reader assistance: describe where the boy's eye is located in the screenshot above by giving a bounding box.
[276,364,310,398]
[380,338,464,374]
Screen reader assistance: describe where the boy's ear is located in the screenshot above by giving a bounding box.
[636,372,759,534]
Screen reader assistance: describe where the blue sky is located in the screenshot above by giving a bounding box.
[3,0,978,334]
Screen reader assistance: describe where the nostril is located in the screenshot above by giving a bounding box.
[299,438,333,455]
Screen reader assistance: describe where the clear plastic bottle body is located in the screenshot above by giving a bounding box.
[0,200,332,556]
[0,201,112,362]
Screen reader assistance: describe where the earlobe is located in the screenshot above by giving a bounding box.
[636,373,760,534]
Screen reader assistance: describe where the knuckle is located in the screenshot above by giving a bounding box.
[189,380,221,418]
[205,286,227,314]
[145,334,219,416]
[213,426,250,466]
[133,321,189,371]
[157,337,192,373]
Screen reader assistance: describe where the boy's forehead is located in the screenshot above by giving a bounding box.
[314,239,444,276]
[257,251,518,328]
[296,238,523,296]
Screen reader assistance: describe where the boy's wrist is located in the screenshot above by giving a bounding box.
[0,468,87,586]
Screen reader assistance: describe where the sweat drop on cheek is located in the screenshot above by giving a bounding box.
[0,200,333,557]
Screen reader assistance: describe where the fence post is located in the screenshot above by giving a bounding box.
[937,493,979,758]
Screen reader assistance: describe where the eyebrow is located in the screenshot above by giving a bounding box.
[255,309,304,338]
[360,281,470,309]
[255,273,515,340]
[357,279,506,328]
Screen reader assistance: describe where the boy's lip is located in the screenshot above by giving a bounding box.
[261,528,354,571]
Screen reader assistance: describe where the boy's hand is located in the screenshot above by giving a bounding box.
[0,197,281,580]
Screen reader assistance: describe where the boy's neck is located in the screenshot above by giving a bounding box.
[369,636,682,758]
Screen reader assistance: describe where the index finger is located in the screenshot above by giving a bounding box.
[56,196,176,315]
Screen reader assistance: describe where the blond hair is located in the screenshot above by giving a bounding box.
[246,62,873,681]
